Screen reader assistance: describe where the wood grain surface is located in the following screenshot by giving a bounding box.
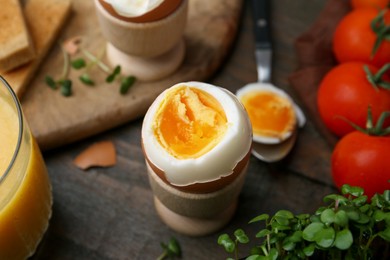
[29,0,341,259]
[20,0,243,151]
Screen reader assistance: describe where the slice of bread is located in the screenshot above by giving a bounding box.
[0,0,35,73]
[4,0,72,98]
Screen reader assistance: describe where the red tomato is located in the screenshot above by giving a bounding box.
[333,8,390,68]
[351,0,389,9]
[317,62,390,137]
[332,131,390,199]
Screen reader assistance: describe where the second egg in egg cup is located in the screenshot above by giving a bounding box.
[94,0,188,81]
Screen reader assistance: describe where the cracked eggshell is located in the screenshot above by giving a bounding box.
[141,81,252,193]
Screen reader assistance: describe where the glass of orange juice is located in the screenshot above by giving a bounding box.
[0,76,52,259]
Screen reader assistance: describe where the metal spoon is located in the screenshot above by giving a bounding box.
[248,0,305,162]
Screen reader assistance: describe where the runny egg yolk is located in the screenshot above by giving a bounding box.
[153,86,227,159]
[240,91,295,138]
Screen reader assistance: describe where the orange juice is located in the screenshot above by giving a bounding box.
[0,77,52,259]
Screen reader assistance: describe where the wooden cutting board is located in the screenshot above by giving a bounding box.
[20,0,243,150]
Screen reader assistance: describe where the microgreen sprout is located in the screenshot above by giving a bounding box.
[218,184,390,259]
[44,44,73,96]
[44,37,136,96]
[218,229,250,260]
[157,237,182,260]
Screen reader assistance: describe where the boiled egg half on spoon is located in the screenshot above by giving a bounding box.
[236,82,306,162]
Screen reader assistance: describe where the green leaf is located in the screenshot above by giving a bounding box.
[289,231,303,243]
[79,73,95,86]
[359,204,371,213]
[342,184,365,197]
[275,216,289,226]
[234,229,249,244]
[296,249,307,259]
[356,213,370,224]
[255,229,271,238]
[249,214,269,224]
[120,76,136,94]
[106,65,121,83]
[302,243,315,256]
[246,255,263,260]
[275,210,294,219]
[282,239,295,251]
[106,73,116,83]
[71,58,86,69]
[310,215,321,223]
[323,194,348,205]
[296,214,310,220]
[383,190,390,202]
[379,227,390,241]
[271,221,291,231]
[344,207,360,221]
[217,234,235,253]
[166,237,181,257]
[334,229,353,250]
[353,195,368,206]
[302,222,324,241]
[341,184,352,195]
[320,208,335,224]
[45,76,57,89]
[349,186,364,197]
[269,232,286,244]
[315,226,335,248]
[334,210,349,227]
[250,246,263,256]
[60,79,72,97]
[303,222,335,248]
[315,206,327,215]
[113,65,121,75]
[373,210,386,222]
[268,248,279,260]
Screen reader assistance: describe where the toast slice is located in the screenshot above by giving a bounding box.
[0,0,35,72]
[4,0,72,98]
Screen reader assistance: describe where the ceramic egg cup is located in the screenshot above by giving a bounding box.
[94,0,188,81]
[146,161,249,236]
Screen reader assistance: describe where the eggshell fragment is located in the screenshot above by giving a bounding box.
[73,141,116,170]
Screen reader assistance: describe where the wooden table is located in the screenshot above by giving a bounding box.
[32,0,338,259]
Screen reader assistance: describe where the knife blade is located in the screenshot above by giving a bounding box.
[252,0,272,83]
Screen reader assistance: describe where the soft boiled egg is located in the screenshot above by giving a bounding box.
[141,82,252,193]
[100,0,183,23]
[236,82,306,145]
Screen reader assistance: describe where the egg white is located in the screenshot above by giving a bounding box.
[236,82,306,144]
[104,0,164,17]
[142,81,252,187]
